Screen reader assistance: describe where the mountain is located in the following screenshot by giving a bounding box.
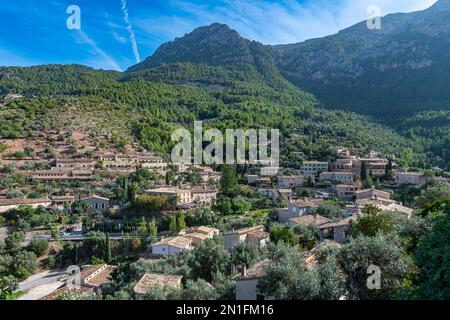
[2,3,450,170]
[270,0,450,119]
[128,1,450,120]
[128,23,277,76]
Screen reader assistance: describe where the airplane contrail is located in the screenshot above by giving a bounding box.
[120,0,141,63]
[78,30,122,71]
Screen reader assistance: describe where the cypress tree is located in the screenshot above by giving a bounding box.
[105,233,111,263]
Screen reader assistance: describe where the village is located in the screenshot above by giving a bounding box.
[0,135,449,301]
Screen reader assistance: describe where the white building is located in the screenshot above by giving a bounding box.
[335,184,359,201]
[81,195,110,213]
[151,236,193,256]
[319,172,354,184]
[277,175,304,188]
[235,259,272,300]
[0,198,52,213]
[301,161,329,178]
[395,172,427,187]
[224,226,269,251]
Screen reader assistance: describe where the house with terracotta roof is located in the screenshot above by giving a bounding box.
[355,188,391,201]
[179,226,220,239]
[235,259,272,300]
[80,264,115,294]
[151,236,193,256]
[335,184,359,201]
[191,187,218,206]
[55,158,96,170]
[301,161,329,178]
[395,171,428,187]
[277,175,304,188]
[288,214,332,229]
[224,226,269,251]
[81,195,110,213]
[51,195,75,210]
[319,217,355,243]
[0,198,52,213]
[278,198,324,223]
[134,273,183,300]
[319,172,354,184]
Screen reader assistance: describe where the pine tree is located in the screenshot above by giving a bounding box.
[169,215,178,236]
[177,212,187,232]
[105,233,112,263]
[150,217,158,242]
[365,175,374,189]
[360,162,368,181]
[138,217,149,243]
[220,165,238,196]
[385,158,394,181]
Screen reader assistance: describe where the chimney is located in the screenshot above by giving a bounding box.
[241,262,247,277]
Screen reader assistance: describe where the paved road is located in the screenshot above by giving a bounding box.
[18,281,65,300]
[18,269,67,292]
[25,232,141,242]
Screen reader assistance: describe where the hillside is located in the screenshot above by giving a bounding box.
[2,8,450,170]
[270,0,450,119]
[0,62,424,170]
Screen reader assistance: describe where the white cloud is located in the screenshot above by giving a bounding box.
[120,0,141,63]
[136,0,438,45]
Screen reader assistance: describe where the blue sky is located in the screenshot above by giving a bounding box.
[0,0,437,71]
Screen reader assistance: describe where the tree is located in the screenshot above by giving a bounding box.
[138,217,149,243]
[293,223,318,249]
[258,242,342,300]
[415,180,450,208]
[350,205,394,237]
[230,242,260,268]
[338,233,414,300]
[306,176,316,188]
[364,175,374,189]
[13,250,37,279]
[314,201,346,220]
[28,239,49,257]
[5,232,25,252]
[278,194,288,208]
[177,212,187,232]
[384,158,394,181]
[214,197,233,215]
[360,162,367,181]
[187,238,230,282]
[82,231,107,261]
[231,196,252,215]
[51,227,59,240]
[169,215,178,236]
[269,224,296,245]
[220,165,239,197]
[105,233,112,263]
[149,217,158,242]
[0,275,18,300]
[180,279,217,300]
[413,204,449,299]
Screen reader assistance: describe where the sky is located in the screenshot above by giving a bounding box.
[0,0,438,71]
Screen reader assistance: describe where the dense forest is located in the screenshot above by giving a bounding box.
[0,63,439,170]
